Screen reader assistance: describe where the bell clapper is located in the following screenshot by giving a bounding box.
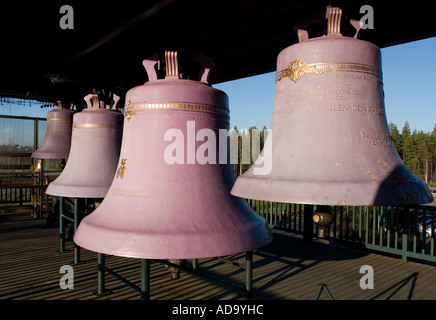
[165,259,186,280]
[313,205,334,239]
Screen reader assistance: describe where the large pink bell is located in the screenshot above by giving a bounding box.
[74,52,272,259]
[31,101,75,160]
[46,91,123,198]
[231,7,432,206]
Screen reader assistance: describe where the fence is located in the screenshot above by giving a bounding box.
[248,199,436,264]
[0,114,63,215]
[0,186,34,206]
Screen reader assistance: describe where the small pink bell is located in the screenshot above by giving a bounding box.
[46,92,123,198]
[31,101,75,160]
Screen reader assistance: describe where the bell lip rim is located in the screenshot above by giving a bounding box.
[277,35,381,63]
[135,78,216,90]
[128,77,227,95]
[45,183,111,198]
[231,193,434,207]
[230,177,434,207]
[80,108,123,114]
[276,35,381,72]
[46,112,75,120]
[30,153,69,159]
[125,78,229,108]
[47,108,76,116]
[285,34,381,49]
[73,224,273,260]
[49,107,76,112]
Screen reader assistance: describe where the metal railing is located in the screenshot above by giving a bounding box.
[0,114,64,216]
[248,199,436,264]
[0,186,33,205]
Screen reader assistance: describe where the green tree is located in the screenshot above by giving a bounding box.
[389,122,402,157]
[414,130,430,181]
[401,121,413,169]
[230,126,240,175]
[230,125,270,177]
[430,125,436,183]
[260,125,268,150]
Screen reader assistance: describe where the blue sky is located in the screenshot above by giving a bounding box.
[215,36,436,134]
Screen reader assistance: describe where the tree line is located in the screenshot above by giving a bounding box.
[233,122,436,186]
[389,121,436,185]
[231,126,268,177]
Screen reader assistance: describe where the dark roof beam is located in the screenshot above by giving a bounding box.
[61,0,176,65]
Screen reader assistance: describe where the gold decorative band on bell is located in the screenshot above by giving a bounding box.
[116,158,127,179]
[124,101,230,121]
[276,60,382,83]
[72,122,121,130]
[47,117,72,121]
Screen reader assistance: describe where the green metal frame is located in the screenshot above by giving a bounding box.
[96,253,150,299]
[313,283,335,300]
[249,199,436,264]
[95,251,253,300]
[58,197,83,264]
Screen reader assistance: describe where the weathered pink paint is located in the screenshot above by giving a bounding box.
[46,95,123,198]
[231,7,432,206]
[74,52,272,259]
[31,104,75,160]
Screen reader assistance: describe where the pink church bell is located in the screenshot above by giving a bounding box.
[231,7,432,208]
[31,101,75,160]
[74,51,272,259]
[46,91,123,199]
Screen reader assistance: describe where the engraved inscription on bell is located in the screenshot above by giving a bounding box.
[232,6,432,206]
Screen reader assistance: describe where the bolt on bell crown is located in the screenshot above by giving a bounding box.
[74,51,272,260]
[231,6,433,206]
[31,100,75,160]
[45,91,123,198]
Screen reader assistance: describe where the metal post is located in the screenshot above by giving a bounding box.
[34,119,39,217]
[314,285,323,300]
[44,158,49,215]
[192,259,198,270]
[74,198,80,264]
[141,259,150,300]
[39,158,44,218]
[314,283,334,300]
[98,253,105,295]
[402,206,409,262]
[59,196,65,252]
[245,251,253,297]
[304,204,314,242]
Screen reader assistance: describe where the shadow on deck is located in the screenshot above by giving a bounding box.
[1,212,436,306]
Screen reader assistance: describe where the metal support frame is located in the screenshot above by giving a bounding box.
[38,158,44,218]
[58,196,66,253]
[58,196,82,264]
[95,251,254,300]
[314,283,335,300]
[304,204,314,243]
[73,198,81,264]
[96,253,150,299]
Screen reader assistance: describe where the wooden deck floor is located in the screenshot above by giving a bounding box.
[2,212,436,303]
